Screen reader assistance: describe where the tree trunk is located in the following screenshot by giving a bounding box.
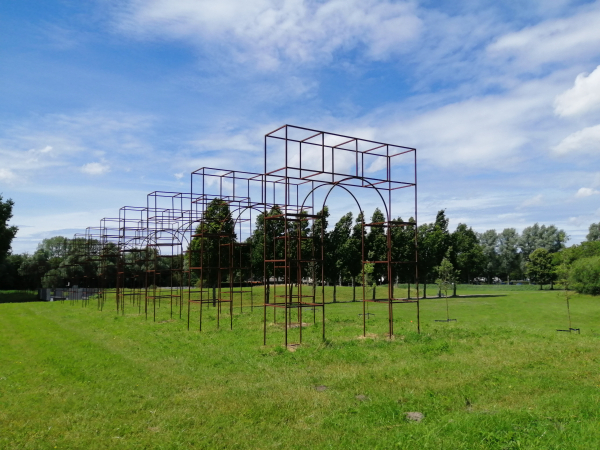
[333,283,337,303]
[352,278,356,301]
[423,282,427,299]
[407,281,411,299]
[372,284,376,300]
[453,282,457,297]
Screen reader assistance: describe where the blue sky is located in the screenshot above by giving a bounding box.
[2,0,600,254]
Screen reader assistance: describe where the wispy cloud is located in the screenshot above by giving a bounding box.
[520,194,544,208]
[81,162,110,175]
[0,110,155,182]
[111,0,421,69]
[487,6,600,71]
[0,168,17,183]
[553,124,600,155]
[575,187,600,198]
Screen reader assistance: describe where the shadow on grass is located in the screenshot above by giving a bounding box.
[324,294,508,303]
[0,291,40,304]
[422,294,508,299]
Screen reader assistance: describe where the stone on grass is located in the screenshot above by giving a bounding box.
[405,411,424,422]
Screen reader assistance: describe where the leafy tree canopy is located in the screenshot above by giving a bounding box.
[587,222,600,242]
[525,248,556,289]
[0,195,18,264]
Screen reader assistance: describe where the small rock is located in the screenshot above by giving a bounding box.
[355,394,369,401]
[315,385,328,392]
[405,411,424,422]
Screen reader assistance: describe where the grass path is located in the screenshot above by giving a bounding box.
[1,288,600,449]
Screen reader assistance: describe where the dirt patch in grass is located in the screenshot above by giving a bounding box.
[357,333,378,340]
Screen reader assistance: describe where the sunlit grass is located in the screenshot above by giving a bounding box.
[1,286,599,449]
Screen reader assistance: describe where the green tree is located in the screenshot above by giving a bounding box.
[555,251,577,330]
[391,217,416,297]
[37,236,70,259]
[0,254,27,289]
[497,228,521,283]
[0,195,18,265]
[328,212,353,302]
[189,199,236,288]
[18,250,50,290]
[519,223,568,262]
[478,229,499,283]
[434,250,460,321]
[348,212,365,300]
[311,206,330,288]
[526,248,556,289]
[435,250,460,298]
[41,268,65,288]
[99,242,120,289]
[451,223,485,287]
[366,208,387,285]
[569,256,600,295]
[560,240,600,265]
[587,222,600,242]
[418,210,450,297]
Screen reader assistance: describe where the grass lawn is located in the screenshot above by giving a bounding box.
[1,286,600,449]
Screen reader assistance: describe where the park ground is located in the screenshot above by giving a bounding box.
[1,285,600,449]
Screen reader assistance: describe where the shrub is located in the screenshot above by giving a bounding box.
[569,256,600,295]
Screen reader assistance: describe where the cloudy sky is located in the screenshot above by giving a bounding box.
[2,0,600,254]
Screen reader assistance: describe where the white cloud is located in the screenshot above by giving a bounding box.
[0,110,155,183]
[575,187,600,198]
[174,173,184,180]
[487,6,600,70]
[371,75,564,168]
[520,194,543,208]
[112,0,421,69]
[81,162,110,175]
[553,124,600,155]
[0,168,17,183]
[554,65,600,117]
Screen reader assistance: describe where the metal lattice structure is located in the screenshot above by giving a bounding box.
[70,125,419,345]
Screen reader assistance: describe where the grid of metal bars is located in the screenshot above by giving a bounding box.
[69,125,418,344]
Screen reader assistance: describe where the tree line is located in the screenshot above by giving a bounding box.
[1,195,599,296]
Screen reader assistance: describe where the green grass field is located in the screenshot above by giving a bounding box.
[1,286,600,449]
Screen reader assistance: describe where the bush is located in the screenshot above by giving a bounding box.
[569,256,600,295]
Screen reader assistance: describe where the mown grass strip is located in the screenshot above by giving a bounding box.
[1,288,599,449]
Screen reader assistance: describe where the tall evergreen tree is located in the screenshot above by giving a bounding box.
[329,212,353,302]
[189,199,236,288]
[418,210,451,297]
[366,208,387,284]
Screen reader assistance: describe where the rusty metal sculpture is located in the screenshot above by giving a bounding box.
[74,125,419,346]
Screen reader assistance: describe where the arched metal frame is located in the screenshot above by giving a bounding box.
[263,125,419,342]
[76,124,418,346]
